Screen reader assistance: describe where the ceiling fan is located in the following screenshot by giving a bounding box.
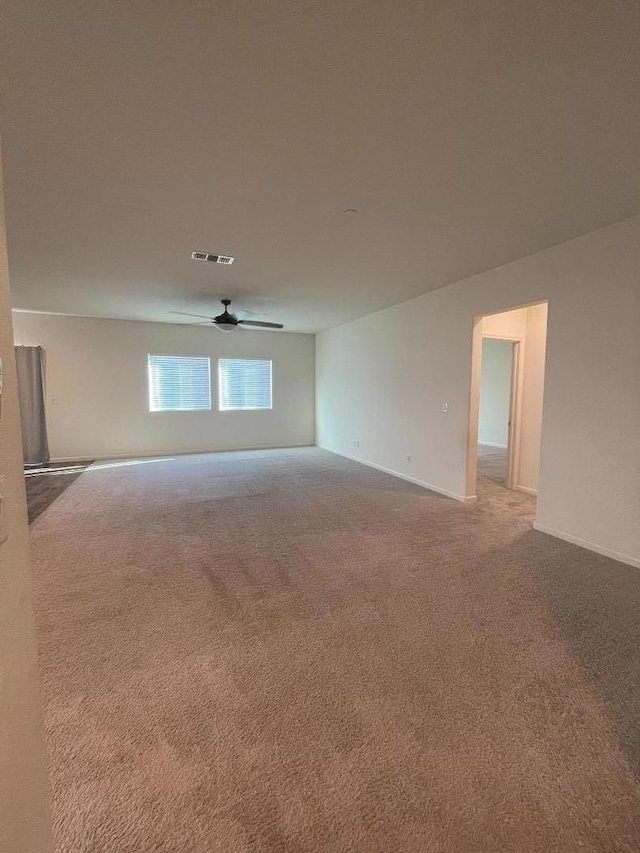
[171,299,284,332]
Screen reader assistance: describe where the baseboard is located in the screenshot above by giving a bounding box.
[533,522,640,569]
[317,445,471,502]
[50,443,314,464]
[516,485,537,496]
[478,442,508,449]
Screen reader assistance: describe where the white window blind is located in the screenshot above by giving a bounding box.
[148,355,211,412]
[218,358,272,411]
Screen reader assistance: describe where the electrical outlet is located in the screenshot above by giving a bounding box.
[406,454,412,462]
[352,439,360,449]
[442,401,449,414]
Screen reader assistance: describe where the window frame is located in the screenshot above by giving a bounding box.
[147,353,212,413]
[217,357,273,412]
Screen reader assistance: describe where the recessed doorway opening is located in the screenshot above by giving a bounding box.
[478,337,520,490]
[466,302,549,503]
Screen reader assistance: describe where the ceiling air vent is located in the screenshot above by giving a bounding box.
[191,250,235,265]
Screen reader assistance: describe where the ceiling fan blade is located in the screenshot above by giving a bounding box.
[238,320,284,329]
[169,310,215,320]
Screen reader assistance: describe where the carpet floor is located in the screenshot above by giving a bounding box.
[30,448,640,852]
[477,443,508,487]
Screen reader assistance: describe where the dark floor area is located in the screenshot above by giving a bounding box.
[25,461,94,523]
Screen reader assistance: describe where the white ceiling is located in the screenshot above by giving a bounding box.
[2,0,639,333]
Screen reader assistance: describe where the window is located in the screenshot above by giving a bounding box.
[218,358,272,411]
[148,355,211,412]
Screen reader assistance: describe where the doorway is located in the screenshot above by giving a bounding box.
[477,338,521,490]
[466,303,548,501]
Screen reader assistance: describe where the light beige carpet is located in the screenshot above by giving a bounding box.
[30,448,640,852]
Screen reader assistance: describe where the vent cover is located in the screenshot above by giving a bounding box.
[191,251,235,265]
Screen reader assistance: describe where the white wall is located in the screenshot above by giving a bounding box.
[478,339,512,447]
[11,313,315,461]
[0,153,52,851]
[316,216,640,567]
[481,307,529,338]
[519,303,548,492]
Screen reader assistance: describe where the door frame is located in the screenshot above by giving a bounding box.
[504,338,523,489]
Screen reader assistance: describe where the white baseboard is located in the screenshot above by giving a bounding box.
[317,445,471,502]
[478,442,508,449]
[516,485,538,496]
[50,443,314,464]
[533,522,640,569]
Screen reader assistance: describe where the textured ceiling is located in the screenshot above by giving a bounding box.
[2,0,639,332]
